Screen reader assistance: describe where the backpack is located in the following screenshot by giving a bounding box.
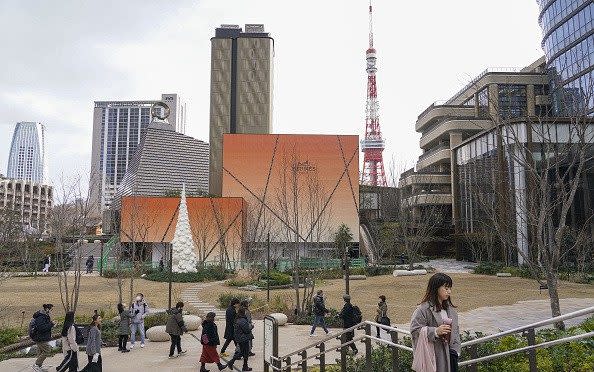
[75,325,85,345]
[28,318,39,341]
[352,306,362,323]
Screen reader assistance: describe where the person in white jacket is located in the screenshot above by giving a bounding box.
[56,311,78,372]
[130,293,149,348]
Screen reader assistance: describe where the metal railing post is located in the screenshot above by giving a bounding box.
[390,330,399,372]
[316,342,326,372]
[299,350,307,372]
[340,333,348,372]
[469,344,478,372]
[285,356,291,372]
[525,328,537,372]
[364,323,372,371]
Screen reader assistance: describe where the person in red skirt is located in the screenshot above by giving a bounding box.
[200,312,226,372]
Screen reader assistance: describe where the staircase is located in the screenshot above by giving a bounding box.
[181,281,227,318]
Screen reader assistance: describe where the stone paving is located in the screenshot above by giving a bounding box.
[3,297,592,372]
[181,280,226,318]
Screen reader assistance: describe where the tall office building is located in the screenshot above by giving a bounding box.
[209,24,274,196]
[537,0,593,114]
[89,93,186,215]
[7,122,48,184]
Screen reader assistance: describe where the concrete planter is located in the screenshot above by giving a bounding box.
[496,272,512,277]
[393,269,427,277]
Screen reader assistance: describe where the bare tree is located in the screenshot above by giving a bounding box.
[459,67,594,328]
[50,174,96,313]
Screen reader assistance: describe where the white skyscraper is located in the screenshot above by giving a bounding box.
[7,122,48,183]
[89,93,187,216]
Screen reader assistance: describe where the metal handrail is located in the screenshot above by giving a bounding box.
[460,331,594,366]
[283,336,367,368]
[461,305,594,347]
[280,322,364,359]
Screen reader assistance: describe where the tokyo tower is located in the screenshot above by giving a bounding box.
[360,0,387,187]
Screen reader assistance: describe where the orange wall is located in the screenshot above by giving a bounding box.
[222,134,359,242]
[120,197,245,262]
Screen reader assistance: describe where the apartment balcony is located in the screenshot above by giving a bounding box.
[402,193,452,207]
[416,145,451,170]
[399,171,451,188]
[416,103,476,132]
[420,118,492,149]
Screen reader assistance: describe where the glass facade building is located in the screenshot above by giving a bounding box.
[7,122,48,184]
[90,94,186,215]
[538,0,594,114]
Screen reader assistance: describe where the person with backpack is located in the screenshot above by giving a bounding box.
[85,255,94,274]
[199,312,226,372]
[337,294,360,355]
[56,311,78,372]
[165,301,187,359]
[83,314,103,372]
[310,290,330,336]
[375,295,389,338]
[238,299,255,357]
[30,303,55,372]
[117,303,135,352]
[130,293,149,348]
[225,307,254,371]
[219,298,239,357]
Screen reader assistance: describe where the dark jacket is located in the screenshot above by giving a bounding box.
[201,320,221,346]
[313,294,327,316]
[233,315,254,344]
[86,325,102,356]
[85,257,94,267]
[223,305,236,340]
[165,308,186,336]
[118,310,134,335]
[338,302,357,328]
[32,310,54,342]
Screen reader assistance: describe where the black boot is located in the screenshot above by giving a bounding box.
[200,362,210,372]
[242,359,252,371]
[217,363,226,371]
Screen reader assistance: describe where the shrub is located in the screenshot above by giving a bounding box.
[473,262,505,275]
[290,308,343,328]
[144,266,229,282]
[225,278,259,287]
[0,328,22,348]
[259,271,292,286]
[143,312,170,329]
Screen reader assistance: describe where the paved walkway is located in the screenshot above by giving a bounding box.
[3,297,592,372]
[181,280,226,318]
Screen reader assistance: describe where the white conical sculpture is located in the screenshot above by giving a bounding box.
[171,184,198,273]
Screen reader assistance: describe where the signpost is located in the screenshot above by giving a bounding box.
[263,316,279,372]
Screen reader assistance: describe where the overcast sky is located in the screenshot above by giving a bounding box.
[0,0,544,186]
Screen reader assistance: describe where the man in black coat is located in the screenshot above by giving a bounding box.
[310,290,330,336]
[220,298,240,356]
[337,295,358,355]
[31,303,55,371]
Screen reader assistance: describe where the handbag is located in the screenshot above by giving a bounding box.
[380,316,391,326]
[201,333,209,345]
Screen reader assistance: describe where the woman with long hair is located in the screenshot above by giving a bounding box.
[199,312,225,371]
[117,303,134,352]
[83,314,103,372]
[410,273,461,372]
[56,311,78,372]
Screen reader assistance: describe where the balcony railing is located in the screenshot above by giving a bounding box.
[418,144,450,162]
[445,67,523,104]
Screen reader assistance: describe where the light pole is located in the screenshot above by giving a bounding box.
[267,233,271,302]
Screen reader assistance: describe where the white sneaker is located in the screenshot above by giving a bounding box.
[140,343,145,348]
[309,333,315,337]
[130,343,135,349]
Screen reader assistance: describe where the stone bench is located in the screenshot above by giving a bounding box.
[344,275,367,280]
[146,325,169,342]
[184,315,202,331]
[496,272,512,277]
[269,313,288,326]
[393,269,427,277]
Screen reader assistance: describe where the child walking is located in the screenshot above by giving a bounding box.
[199,312,226,371]
[410,273,461,372]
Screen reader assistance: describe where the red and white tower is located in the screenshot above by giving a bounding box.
[360,0,387,187]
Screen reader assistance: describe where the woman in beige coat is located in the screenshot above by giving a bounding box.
[410,273,461,372]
